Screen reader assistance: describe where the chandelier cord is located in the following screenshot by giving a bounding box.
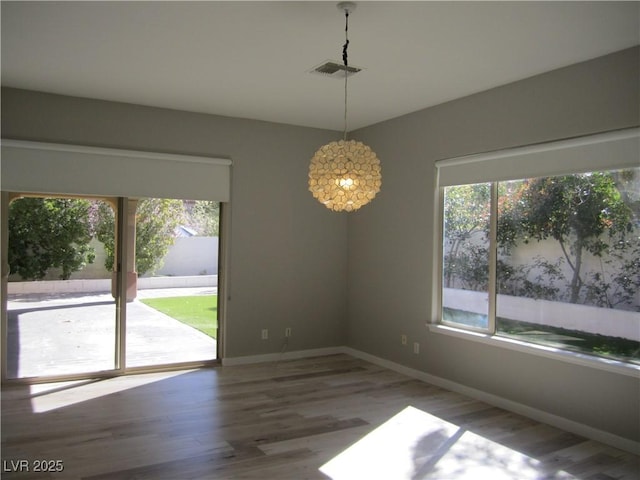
[308,3,381,212]
[342,9,349,141]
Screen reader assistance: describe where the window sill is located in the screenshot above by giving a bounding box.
[428,323,640,378]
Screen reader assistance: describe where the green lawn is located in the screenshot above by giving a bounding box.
[141,295,217,338]
[443,307,639,364]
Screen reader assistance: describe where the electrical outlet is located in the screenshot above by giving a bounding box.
[285,327,292,338]
[261,329,268,340]
[401,334,407,345]
[413,342,420,354]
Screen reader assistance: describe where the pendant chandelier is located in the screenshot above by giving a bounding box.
[308,2,381,212]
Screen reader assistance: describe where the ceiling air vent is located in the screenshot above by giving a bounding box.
[309,60,362,79]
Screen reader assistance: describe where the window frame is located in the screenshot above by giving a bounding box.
[430,128,640,378]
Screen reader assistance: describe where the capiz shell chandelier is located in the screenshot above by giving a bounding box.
[308,2,381,212]
[309,139,381,212]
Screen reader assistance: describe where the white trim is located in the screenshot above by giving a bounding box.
[220,346,345,366]
[0,139,232,166]
[343,347,640,455]
[431,173,444,328]
[428,324,640,378]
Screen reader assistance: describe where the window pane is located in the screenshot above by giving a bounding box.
[442,183,491,330]
[7,197,117,378]
[124,198,218,368]
[496,168,640,364]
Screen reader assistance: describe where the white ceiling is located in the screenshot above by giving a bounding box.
[2,1,638,131]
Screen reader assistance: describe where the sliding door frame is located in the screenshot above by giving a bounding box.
[1,193,225,384]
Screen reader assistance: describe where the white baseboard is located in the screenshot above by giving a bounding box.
[342,347,640,455]
[221,346,345,366]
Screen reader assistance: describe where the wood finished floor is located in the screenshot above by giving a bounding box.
[1,354,638,479]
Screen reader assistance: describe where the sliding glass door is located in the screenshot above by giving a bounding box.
[1,140,230,382]
[123,197,219,369]
[3,194,220,381]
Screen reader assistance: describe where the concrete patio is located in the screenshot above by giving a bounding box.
[6,287,218,379]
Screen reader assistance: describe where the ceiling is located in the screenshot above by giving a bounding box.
[2,1,638,131]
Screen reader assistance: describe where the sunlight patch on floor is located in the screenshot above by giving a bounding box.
[29,370,193,413]
[320,405,575,480]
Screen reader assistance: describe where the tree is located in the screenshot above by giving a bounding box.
[135,199,185,275]
[503,172,633,304]
[443,183,491,289]
[92,202,117,271]
[8,197,95,280]
[185,201,219,236]
[584,237,640,310]
[93,198,185,276]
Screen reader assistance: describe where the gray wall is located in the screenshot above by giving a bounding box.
[349,47,640,442]
[1,88,348,357]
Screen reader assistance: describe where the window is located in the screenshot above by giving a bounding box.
[435,129,640,366]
